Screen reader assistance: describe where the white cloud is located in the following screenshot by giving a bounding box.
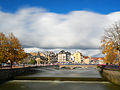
[0,7,120,48]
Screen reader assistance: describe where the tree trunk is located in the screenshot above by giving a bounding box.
[10,61,13,69]
[0,63,2,69]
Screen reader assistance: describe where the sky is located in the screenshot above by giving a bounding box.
[0,0,120,49]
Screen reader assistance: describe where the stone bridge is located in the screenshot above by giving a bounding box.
[59,64,97,69]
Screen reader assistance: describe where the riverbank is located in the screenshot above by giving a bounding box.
[0,65,59,84]
[102,69,120,85]
[0,66,39,84]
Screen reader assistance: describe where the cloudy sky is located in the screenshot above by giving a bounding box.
[0,0,120,49]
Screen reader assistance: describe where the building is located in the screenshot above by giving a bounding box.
[70,54,74,63]
[34,52,48,64]
[44,51,50,64]
[36,52,44,64]
[49,52,58,64]
[36,58,41,65]
[66,51,71,62]
[23,53,33,64]
[30,52,38,57]
[44,51,58,64]
[98,57,104,64]
[90,57,105,64]
[58,50,71,64]
[58,50,66,63]
[83,56,90,64]
[73,51,83,63]
[40,52,46,57]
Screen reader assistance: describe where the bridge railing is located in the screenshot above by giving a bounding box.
[61,64,97,65]
[98,64,120,71]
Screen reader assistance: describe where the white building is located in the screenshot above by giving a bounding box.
[58,53,66,63]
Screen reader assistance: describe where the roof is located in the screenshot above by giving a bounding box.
[84,56,89,59]
[91,57,104,60]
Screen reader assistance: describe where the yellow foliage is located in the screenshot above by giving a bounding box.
[101,40,118,64]
[0,32,27,64]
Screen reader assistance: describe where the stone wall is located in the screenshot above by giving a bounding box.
[102,69,120,85]
[0,65,58,83]
[0,67,38,83]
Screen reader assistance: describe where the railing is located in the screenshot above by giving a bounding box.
[61,64,97,65]
[98,64,120,71]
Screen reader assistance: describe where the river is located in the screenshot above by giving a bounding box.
[0,67,120,90]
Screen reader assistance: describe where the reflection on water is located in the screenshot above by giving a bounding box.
[0,67,120,90]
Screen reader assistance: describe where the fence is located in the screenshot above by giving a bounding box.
[98,64,120,71]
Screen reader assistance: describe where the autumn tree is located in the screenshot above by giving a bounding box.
[0,32,10,65]
[0,32,27,68]
[101,21,120,64]
[102,40,117,64]
[8,33,27,68]
[104,22,120,50]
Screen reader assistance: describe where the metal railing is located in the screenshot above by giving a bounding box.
[98,64,120,71]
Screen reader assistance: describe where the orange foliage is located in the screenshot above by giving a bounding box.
[101,39,118,64]
[0,32,27,64]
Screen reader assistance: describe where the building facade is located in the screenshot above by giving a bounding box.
[73,51,83,63]
[58,50,66,63]
[58,50,71,64]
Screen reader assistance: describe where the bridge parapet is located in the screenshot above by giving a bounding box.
[59,64,97,69]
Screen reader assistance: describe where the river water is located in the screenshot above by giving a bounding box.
[0,67,120,90]
[23,67,102,78]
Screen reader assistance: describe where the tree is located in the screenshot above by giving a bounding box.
[103,22,120,50]
[0,32,27,68]
[8,33,27,68]
[101,21,120,64]
[29,59,36,64]
[0,32,10,64]
[102,40,117,64]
